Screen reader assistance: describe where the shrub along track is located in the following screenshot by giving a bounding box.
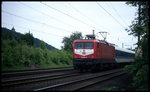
[2,67,126,91]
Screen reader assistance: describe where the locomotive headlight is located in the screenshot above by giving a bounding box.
[75,56,77,59]
[91,55,94,58]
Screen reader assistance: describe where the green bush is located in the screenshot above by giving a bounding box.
[2,39,73,71]
[124,57,149,91]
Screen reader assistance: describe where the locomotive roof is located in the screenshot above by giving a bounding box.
[74,39,99,42]
[115,46,135,54]
[74,39,114,46]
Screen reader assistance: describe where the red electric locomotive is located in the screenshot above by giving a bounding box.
[73,38,115,71]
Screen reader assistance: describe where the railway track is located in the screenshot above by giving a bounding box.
[2,67,73,78]
[2,67,76,90]
[2,67,125,91]
[34,68,125,91]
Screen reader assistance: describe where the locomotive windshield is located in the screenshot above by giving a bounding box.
[75,42,94,49]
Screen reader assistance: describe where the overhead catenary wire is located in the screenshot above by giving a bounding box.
[67,3,105,32]
[108,3,129,27]
[19,2,77,30]
[96,2,131,47]
[67,3,95,25]
[40,2,97,30]
[2,10,72,33]
[96,2,126,29]
[3,22,64,37]
[67,3,114,40]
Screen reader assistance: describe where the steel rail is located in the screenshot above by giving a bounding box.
[2,67,73,73]
[2,67,73,78]
[34,69,123,91]
[2,71,79,87]
[74,72,125,91]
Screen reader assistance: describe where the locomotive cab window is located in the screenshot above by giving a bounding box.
[75,42,94,49]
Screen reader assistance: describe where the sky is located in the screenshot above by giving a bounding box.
[2,1,138,50]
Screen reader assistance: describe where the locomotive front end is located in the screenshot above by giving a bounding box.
[73,40,96,71]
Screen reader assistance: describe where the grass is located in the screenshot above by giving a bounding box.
[2,65,29,71]
[2,61,73,72]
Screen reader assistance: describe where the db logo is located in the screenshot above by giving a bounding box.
[82,50,86,55]
[82,52,86,54]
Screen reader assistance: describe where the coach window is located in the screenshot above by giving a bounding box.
[115,50,118,57]
[118,50,121,56]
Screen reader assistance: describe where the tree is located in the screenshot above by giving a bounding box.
[126,1,149,58]
[40,41,46,50]
[21,31,34,46]
[2,27,13,40]
[61,31,83,51]
[124,1,149,91]
[11,27,16,32]
[125,1,149,48]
